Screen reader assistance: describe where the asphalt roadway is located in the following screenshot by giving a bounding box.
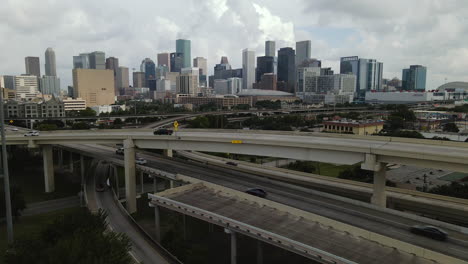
[74,143,468,262]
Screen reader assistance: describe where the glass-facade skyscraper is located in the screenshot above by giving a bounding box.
[176,39,191,69]
[278,47,295,92]
[256,56,277,82]
[140,58,156,87]
[340,56,383,96]
[402,65,427,91]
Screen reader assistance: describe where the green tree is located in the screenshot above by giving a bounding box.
[190,116,210,128]
[443,123,459,133]
[71,122,91,130]
[429,182,468,199]
[284,161,316,173]
[78,107,97,117]
[36,124,58,131]
[5,209,132,264]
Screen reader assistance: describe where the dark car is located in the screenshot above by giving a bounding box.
[226,161,238,166]
[95,183,106,192]
[154,128,173,135]
[115,147,124,155]
[245,188,267,198]
[410,225,448,241]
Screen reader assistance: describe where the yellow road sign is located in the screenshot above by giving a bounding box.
[9,120,13,124]
[173,121,179,131]
[231,140,243,144]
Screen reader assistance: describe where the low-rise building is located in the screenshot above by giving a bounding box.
[176,95,252,108]
[4,97,65,118]
[323,119,384,135]
[90,104,127,115]
[63,97,86,111]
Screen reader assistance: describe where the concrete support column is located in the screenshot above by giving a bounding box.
[230,230,237,264]
[69,152,74,173]
[169,180,175,189]
[124,138,137,213]
[140,171,144,194]
[154,205,161,242]
[58,149,63,168]
[42,145,55,193]
[80,155,85,206]
[256,240,263,264]
[163,149,173,158]
[152,176,157,193]
[361,154,387,208]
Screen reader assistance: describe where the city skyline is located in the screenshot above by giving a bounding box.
[2,0,468,90]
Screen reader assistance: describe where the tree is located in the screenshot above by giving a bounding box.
[113,118,123,125]
[190,116,210,128]
[443,123,459,133]
[5,209,132,264]
[429,182,468,199]
[78,107,97,117]
[283,161,316,173]
[71,122,91,130]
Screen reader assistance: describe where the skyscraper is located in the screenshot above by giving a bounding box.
[25,57,41,77]
[73,53,90,69]
[402,65,427,91]
[106,57,119,93]
[256,56,276,82]
[157,53,171,69]
[242,49,255,90]
[133,72,145,88]
[72,69,115,107]
[214,57,232,80]
[296,40,311,66]
[40,76,61,95]
[278,47,296,92]
[45,48,57,76]
[340,56,383,95]
[265,40,276,57]
[89,51,106,69]
[116,67,129,89]
[193,57,207,86]
[176,39,191,68]
[170,53,183,72]
[140,58,156,86]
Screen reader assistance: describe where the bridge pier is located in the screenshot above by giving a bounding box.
[124,138,137,213]
[42,145,55,193]
[362,154,387,208]
[224,229,237,264]
[80,155,85,206]
[69,152,74,173]
[152,204,161,242]
[257,240,263,264]
[163,149,173,157]
[58,148,63,168]
[140,171,144,194]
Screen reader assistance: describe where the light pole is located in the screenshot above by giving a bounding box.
[0,87,13,243]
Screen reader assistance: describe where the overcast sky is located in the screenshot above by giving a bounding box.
[1,0,468,90]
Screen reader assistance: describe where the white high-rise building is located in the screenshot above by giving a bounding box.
[176,73,198,95]
[242,49,255,90]
[265,41,276,57]
[45,48,57,76]
[228,77,242,94]
[15,75,39,100]
[116,67,129,89]
[296,40,311,66]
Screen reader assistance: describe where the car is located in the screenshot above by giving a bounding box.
[115,148,124,155]
[11,128,18,131]
[226,161,238,166]
[153,128,173,135]
[245,188,267,198]
[95,183,105,192]
[410,225,448,241]
[136,158,147,165]
[24,131,39,137]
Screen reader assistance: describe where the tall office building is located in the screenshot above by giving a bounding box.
[133,72,145,88]
[176,73,198,95]
[193,57,207,86]
[181,67,199,88]
[340,56,383,95]
[265,40,276,57]
[228,77,242,94]
[296,67,321,93]
[256,56,276,82]
[106,57,119,93]
[89,51,106,69]
[44,48,57,76]
[25,57,41,77]
[170,53,183,72]
[140,58,156,86]
[72,69,115,107]
[0,76,15,89]
[296,40,311,66]
[116,67,129,89]
[278,47,296,92]
[40,76,61,95]
[242,49,255,90]
[157,53,171,69]
[214,57,232,80]
[176,39,191,68]
[402,65,427,91]
[73,53,90,69]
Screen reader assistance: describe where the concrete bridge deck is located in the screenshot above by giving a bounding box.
[149,181,453,264]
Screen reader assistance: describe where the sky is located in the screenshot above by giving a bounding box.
[1,0,468,90]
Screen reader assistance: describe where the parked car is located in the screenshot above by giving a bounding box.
[12,128,18,131]
[136,157,147,165]
[115,148,124,155]
[245,188,267,198]
[410,225,448,241]
[95,183,105,192]
[226,161,238,166]
[24,131,39,137]
[153,128,173,135]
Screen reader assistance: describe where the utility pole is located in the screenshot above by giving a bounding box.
[0,86,14,243]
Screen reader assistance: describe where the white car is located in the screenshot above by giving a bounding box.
[135,158,147,165]
[24,131,40,137]
[12,128,18,131]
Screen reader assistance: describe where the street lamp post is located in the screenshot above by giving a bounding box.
[0,87,13,243]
